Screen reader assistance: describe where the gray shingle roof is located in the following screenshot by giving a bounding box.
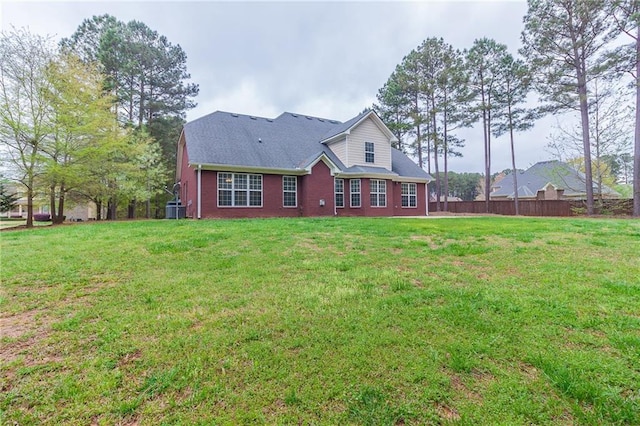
[491,160,619,198]
[183,110,432,181]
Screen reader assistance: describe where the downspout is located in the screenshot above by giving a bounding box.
[197,164,202,219]
[425,183,429,216]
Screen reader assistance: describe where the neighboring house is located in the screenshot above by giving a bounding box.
[0,183,49,218]
[0,182,98,220]
[490,160,620,200]
[65,202,98,222]
[177,110,433,218]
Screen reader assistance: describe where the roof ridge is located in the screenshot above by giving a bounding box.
[276,111,341,123]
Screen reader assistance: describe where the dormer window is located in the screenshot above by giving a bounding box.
[365,142,374,163]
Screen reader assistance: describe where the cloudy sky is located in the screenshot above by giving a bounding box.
[2,0,562,173]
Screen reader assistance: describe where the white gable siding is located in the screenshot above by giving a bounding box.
[346,117,392,169]
[328,137,347,165]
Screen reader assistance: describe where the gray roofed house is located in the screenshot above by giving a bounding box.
[490,160,620,200]
[176,109,433,218]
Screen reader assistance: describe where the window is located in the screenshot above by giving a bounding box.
[218,172,262,207]
[335,178,344,208]
[370,179,386,207]
[283,176,297,207]
[401,182,417,208]
[365,142,375,163]
[350,179,361,208]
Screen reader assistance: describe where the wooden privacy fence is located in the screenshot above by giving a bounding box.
[428,199,633,217]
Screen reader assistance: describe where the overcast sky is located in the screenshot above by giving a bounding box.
[2,0,563,173]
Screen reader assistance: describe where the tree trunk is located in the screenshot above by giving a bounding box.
[481,86,490,212]
[128,200,136,219]
[634,24,640,217]
[431,102,441,211]
[96,200,102,221]
[49,184,57,223]
[508,104,519,216]
[577,64,595,215]
[443,97,449,212]
[55,190,65,225]
[26,186,34,228]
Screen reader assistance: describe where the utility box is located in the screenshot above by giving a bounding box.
[165,200,186,219]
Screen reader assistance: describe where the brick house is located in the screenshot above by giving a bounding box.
[176,109,432,218]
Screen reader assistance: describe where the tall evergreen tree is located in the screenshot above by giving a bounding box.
[521,0,617,215]
[375,68,413,152]
[61,15,199,218]
[465,38,509,212]
[491,53,536,215]
[609,0,639,215]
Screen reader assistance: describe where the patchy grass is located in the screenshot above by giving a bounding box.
[1,217,639,425]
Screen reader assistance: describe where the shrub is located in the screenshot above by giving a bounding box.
[33,213,51,222]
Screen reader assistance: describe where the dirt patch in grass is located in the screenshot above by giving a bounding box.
[435,402,461,421]
[0,310,43,339]
[0,310,56,366]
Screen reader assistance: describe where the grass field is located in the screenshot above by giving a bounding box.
[1,217,639,425]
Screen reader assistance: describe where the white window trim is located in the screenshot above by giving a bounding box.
[283,176,297,208]
[401,182,417,208]
[365,141,375,163]
[217,172,263,208]
[335,178,345,208]
[370,179,387,208]
[350,179,361,208]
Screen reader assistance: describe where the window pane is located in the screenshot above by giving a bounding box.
[351,193,360,207]
[351,179,360,193]
[249,175,262,190]
[219,173,232,189]
[379,194,386,207]
[234,190,247,206]
[370,193,377,207]
[336,193,344,208]
[379,181,386,194]
[283,176,296,191]
[219,190,232,206]
[335,179,343,192]
[284,192,296,207]
[235,174,248,189]
[402,195,409,207]
[249,191,261,206]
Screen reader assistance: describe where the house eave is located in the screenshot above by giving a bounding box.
[190,162,308,176]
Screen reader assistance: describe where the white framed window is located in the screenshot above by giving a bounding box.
[365,142,375,163]
[335,178,344,208]
[218,172,262,207]
[401,182,417,208]
[370,179,386,207]
[350,179,361,208]
[283,176,297,207]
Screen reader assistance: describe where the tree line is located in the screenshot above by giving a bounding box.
[374,0,639,216]
[0,15,198,227]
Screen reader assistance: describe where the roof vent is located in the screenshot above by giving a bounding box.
[318,118,325,122]
[329,120,339,124]
[291,114,298,118]
[231,113,238,117]
[306,116,312,120]
[250,116,257,120]
[267,119,273,122]
[258,138,262,143]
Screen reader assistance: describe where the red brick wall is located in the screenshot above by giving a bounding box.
[336,179,426,217]
[299,160,335,216]
[177,142,198,218]
[199,172,302,218]
[179,152,427,218]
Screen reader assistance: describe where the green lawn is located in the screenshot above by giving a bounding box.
[1,217,639,425]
